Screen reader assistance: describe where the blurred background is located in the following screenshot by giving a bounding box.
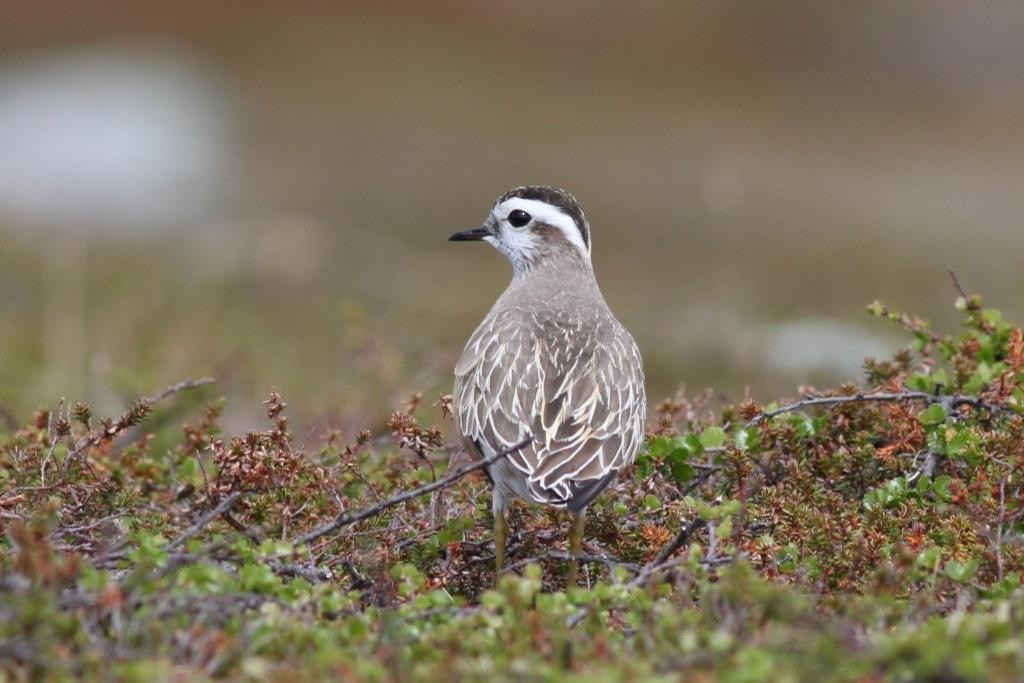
[2,1,1023,432]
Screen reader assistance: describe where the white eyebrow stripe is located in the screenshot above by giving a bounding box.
[494,197,591,258]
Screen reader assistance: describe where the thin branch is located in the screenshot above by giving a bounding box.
[148,377,216,403]
[195,449,212,500]
[623,385,1015,591]
[328,558,372,590]
[629,552,740,590]
[295,435,533,546]
[267,561,334,583]
[42,399,66,486]
[609,492,729,595]
[584,386,1014,605]
[948,268,971,303]
[221,511,262,543]
[499,551,639,576]
[567,515,707,631]
[996,477,1006,581]
[907,450,942,483]
[749,389,1012,427]
[648,516,707,570]
[168,492,242,550]
[565,542,737,628]
[52,512,126,538]
[64,377,216,466]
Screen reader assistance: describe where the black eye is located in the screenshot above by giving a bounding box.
[507,209,531,228]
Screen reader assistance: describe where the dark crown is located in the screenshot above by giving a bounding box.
[498,186,590,249]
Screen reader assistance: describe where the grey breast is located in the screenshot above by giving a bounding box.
[454,273,646,511]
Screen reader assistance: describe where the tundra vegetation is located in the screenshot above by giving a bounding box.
[2,292,1023,682]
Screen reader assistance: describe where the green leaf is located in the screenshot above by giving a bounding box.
[682,433,705,455]
[775,543,798,573]
[945,559,978,583]
[646,436,674,458]
[667,457,694,484]
[931,475,953,502]
[391,563,425,597]
[716,517,733,540]
[699,427,726,449]
[975,361,1000,384]
[945,426,981,464]
[920,403,947,427]
[239,563,280,594]
[980,573,1020,600]
[480,590,505,609]
[927,429,947,456]
[681,434,704,455]
[864,477,912,511]
[174,457,200,483]
[734,427,757,452]
[789,413,818,439]
[802,556,823,580]
[665,445,695,484]
[633,452,653,481]
[318,450,341,467]
[916,547,941,570]
[982,308,1003,326]
[907,373,936,393]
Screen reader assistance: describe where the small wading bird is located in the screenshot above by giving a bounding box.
[450,186,646,585]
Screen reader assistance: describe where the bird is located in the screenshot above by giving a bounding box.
[449,185,646,586]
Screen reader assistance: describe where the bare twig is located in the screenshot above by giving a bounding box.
[681,467,718,498]
[648,516,707,570]
[568,515,710,627]
[267,561,334,583]
[194,449,212,500]
[295,435,533,546]
[148,377,216,404]
[347,461,383,503]
[168,492,242,551]
[628,553,740,590]
[328,558,372,590]
[52,512,126,538]
[499,551,639,576]
[907,450,942,483]
[565,541,739,628]
[749,389,1011,427]
[996,477,1006,581]
[41,399,66,486]
[948,268,971,303]
[64,377,216,468]
[221,511,262,543]
[617,384,1014,594]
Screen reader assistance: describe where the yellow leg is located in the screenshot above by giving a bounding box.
[494,506,507,578]
[567,510,585,587]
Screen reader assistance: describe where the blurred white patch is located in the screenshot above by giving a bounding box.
[749,318,894,377]
[0,43,231,232]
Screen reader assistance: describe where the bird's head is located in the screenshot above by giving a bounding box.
[450,186,592,276]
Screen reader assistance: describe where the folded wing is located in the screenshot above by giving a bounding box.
[455,307,645,508]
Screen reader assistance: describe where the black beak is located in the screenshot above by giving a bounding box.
[448,224,492,242]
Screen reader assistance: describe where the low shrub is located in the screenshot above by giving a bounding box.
[2,291,1023,681]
